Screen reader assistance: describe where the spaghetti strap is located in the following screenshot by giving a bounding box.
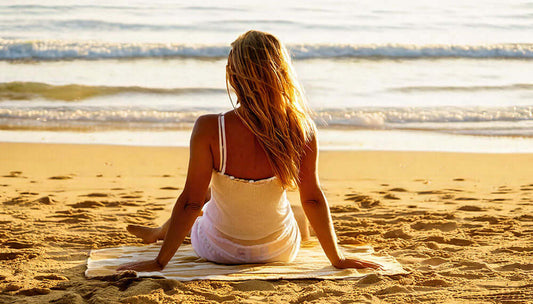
[218,114,227,174]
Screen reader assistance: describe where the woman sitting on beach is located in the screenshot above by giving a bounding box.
[118,30,382,271]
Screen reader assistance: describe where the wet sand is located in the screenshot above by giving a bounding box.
[0,142,532,303]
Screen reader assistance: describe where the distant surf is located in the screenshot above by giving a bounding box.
[1,40,532,60]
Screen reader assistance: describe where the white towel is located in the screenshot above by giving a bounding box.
[86,240,407,281]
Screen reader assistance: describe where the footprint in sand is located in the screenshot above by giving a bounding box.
[495,246,533,253]
[496,263,533,271]
[456,261,490,270]
[419,279,452,287]
[469,215,501,224]
[0,252,23,260]
[383,193,400,200]
[69,201,105,208]
[421,257,449,266]
[357,273,383,285]
[376,285,410,295]
[81,193,109,197]
[489,198,508,202]
[34,196,54,205]
[50,210,95,223]
[34,274,68,281]
[5,240,35,249]
[448,238,476,246]
[3,171,23,178]
[329,205,360,213]
[417,190,444,195]
[516,214,533,221]
[445,188,465,192]
[423,236,475,246]
[383,228,412,239]
[122,202,142,206]
[388,187,408,192]
[455,197,478,201]
[519,183,533,192]
[0,251,37,261]
[160,186,181,190]
[344,193,381,208]
[411,220,458,232]
[458,205,484,211]
[16,288,51,296]
[121,195,143,199]
[48,176,72,180]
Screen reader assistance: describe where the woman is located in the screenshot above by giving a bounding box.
[118,30,382,271]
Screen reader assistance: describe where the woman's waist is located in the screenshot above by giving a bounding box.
[202,198,295,241]
[210,222,294,246]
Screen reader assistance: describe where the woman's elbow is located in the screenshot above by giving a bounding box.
[301,198,326,209]
[183,201,204,212]
[173,196,204,214]
[300,185,326,206]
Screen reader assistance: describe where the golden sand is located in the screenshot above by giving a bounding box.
[0,142,532,303]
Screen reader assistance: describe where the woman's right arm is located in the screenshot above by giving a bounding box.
[297,134,382,269]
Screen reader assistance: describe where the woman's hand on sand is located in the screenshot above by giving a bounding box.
[333,258,384,270]
[116,259,163,272]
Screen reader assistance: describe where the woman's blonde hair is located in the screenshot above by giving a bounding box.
[226,30,316,189]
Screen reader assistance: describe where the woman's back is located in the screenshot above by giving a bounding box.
[212,110,274,181]
[191,112,301,263]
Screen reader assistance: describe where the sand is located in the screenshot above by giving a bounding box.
[0,142,532,303]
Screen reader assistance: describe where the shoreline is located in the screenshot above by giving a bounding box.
[2,128,533,153]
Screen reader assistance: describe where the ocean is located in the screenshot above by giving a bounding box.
[1,0,532,152]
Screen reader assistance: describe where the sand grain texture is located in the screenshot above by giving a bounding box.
[0,143,532,303]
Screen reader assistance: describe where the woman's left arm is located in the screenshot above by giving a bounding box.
[117,116,215,272]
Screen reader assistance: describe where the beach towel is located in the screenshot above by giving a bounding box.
[86,241,407,281]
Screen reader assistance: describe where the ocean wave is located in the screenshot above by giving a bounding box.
[2,81,531,103]
[1,40,532,60]
[390,83,533,92]
[0,106,531,135]
[0,82,224,101]
[316,107,533,127]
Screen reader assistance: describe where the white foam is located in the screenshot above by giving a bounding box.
[0,106,532,136]
[1,40,532,60]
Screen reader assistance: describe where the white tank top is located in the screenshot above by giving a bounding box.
[203,114,295,240]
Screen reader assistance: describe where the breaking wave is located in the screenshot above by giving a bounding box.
[1,106,531,136]
[1,40,532,60]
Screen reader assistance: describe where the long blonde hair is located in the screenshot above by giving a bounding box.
[226,30,316,189]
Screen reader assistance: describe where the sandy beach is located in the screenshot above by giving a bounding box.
[0,142,532,303]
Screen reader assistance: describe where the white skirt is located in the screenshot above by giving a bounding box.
[190,205,301,264]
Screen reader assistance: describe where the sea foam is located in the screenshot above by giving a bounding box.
[1,40,532,60]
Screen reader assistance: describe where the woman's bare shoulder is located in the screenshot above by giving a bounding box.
[190,114,219,142]
[195,114,219,126]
